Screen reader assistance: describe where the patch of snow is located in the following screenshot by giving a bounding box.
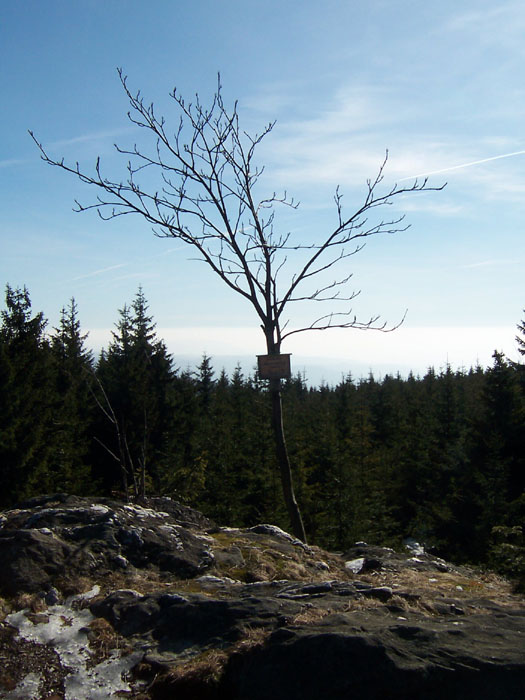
[64,649,143,699]
[403,538,426,556]
[196,575,240,587]
[5,585,142,699]
[81,585,101,600]
[111,588,143,598]
[345,557,365,574]
[4,671,41,699]
[90,504,110,515]
[36,527,53,535]
[121,504,169,519]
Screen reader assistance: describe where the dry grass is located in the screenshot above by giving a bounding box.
[0,597,10,623]
[11,592,47,613]
[54,574,97,598]
[86,616,125,665]
[157,624,271,696]
[390,567,517,602]
[208,529,347,585]
[291,606,334,625]
[347,564,525,618]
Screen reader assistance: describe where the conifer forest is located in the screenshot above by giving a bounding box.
[1,284,524,585]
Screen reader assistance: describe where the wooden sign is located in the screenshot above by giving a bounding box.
[257,353,292,379]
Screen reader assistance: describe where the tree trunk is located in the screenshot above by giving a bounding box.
[269,377,307,542]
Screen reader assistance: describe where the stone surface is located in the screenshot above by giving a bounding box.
[1,494,524,699]
[0,494,215,597]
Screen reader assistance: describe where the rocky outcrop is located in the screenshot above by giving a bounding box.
[0,494,215,597]
[1,495,524,699]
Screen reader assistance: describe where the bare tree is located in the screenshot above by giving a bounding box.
[30,71,444,541]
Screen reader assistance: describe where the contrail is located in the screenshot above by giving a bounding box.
[400,149,525,181]
[69,246,184,283]
[70,263,127,282]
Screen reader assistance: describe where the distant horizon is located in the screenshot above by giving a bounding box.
[2,277,519,386]
[83,323,520,387]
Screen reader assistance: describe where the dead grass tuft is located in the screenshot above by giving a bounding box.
[207,529,346,585]
[291,607,333,625]
[232,625,271,652]
[54,574,95,598]
[86,616,130,666]
[12,593,46,613]
[0,597,11,622]
[163,647,228,689]
[152,625,271,698]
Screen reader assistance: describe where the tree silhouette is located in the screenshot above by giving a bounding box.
[31,71,444,539]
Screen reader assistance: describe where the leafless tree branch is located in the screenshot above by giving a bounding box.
[32,70,444,542]
[30,72,445,357]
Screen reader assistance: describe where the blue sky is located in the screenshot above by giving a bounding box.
[1,0,525,384]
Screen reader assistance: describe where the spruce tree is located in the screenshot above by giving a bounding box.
[50,298,95,494]
[0,285,54,504]
[94,288,175,497]
[457,352,525,560]
[516,310,525,357]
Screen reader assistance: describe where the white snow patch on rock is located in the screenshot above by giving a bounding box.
[345,557,366,574]
[197,575,241,588]
[403,538,426,556]
[90,504,110,514]
[5,671,41,699]
[122,504,169,519]
[5,585,143,699]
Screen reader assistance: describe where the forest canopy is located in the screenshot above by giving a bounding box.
[1,285,524,581]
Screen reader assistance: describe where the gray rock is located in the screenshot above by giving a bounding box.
[220,609,525,700]
[2,495,525,700]
[0,495,214,596]
[0,529,73,595]
[361,586,393,601]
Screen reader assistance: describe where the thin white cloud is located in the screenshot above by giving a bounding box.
[255,84,397,188]
[460,259,520,269]
[446,5,513,31]
[43,127,138,152]
[395,200,464,217]
[245,67,525,207]
[445,2,525,41]
[0,157,30,169]
[68,246,185,284]
[261,119,525,207]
